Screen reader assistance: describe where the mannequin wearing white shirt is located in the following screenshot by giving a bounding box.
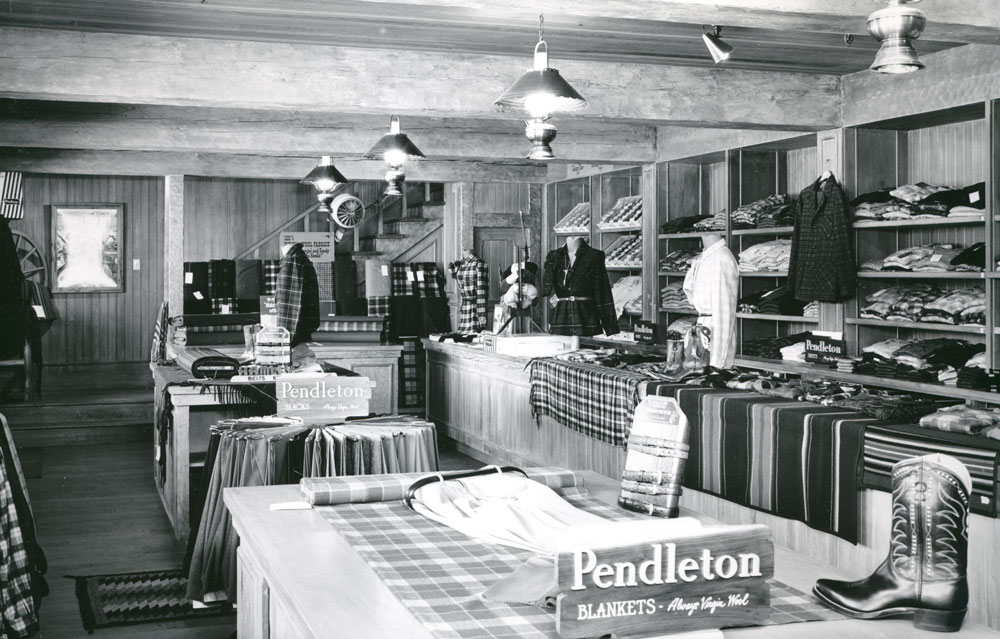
[682,233,739,369]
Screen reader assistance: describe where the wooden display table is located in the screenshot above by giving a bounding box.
[225,472,1000,639]
[151,342,402,542]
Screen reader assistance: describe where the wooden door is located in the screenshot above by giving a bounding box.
[473,227,519,330]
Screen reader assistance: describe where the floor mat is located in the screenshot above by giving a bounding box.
[69,569,232,633]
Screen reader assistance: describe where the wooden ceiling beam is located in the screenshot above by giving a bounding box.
[0,27,841,130]
[354,0,1000,45]
[0,100,655,164]
[0,148,547,183]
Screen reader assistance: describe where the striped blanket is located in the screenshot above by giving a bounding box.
[862,423,1000,516]
[645,384,872,543]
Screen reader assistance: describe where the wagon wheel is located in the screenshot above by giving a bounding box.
[12,230,46,286]
[329,193,366,229]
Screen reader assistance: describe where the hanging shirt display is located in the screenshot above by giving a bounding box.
[683,239,738,369]
[448,254,488,333]
[542,240,619,337]
[276,243,320,346]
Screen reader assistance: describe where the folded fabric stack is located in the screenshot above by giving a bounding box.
[660,282,694,311]
[779,341,807,362]
[729,194,791,230]
[553,202,591,234]
[831,390,949,423]
[623,297,643,315]
[919,286,985,325]
[742,331,812,359]
[737,240,791,272]
[802,300,819,318]
[611,275,644,318]
[883,286,945,322]
[858,338,985,387]
[836,357,860,373]
[666,317,696,335]
[851,182,986,221]
[691,209,727,231]
[737,286,806,316]
[862,338,913,359]
[660,214,711,234]
[605,235,643,267]
[919,405,1000,436]
[598,195,643,230]
[862,243,983,273]
[859,284,940,319]
[658,248,700,272]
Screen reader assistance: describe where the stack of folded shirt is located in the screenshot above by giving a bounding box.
[729,194,789,230]
[666,317,696,335]
[957,367,989,390]
[836,358,859,373]
[937,367,959,385]
[950,242,986,271]
[882,244,952,270]
[831,390,949,423]
[884,286,945,322]
[893,338,969,370]
[802,301,819,318]
[659,249,700,272]
[919,404,1000,435]
[660,282,694,311]
[611,275,644,318]
[862,338,913,359]
[780,341,808,362]
[692,209,728,231]
[860,284,941,319]
[737,286,805,316]
[755,203,795,228]
[737,240,792,272]
[742,331,812,360]
[859,258,884,271]
[966,351,988,369]
[863,243,977,273]
[660,214,711,234]
[850,182,985,221]
[623,297,643,315]
[891,182,952,204]
[919,286,985,325]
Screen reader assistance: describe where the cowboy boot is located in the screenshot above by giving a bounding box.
[813,453,970,632]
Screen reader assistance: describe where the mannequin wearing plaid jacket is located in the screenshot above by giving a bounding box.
[276,243,320,346]
[543,238,619,337]
[448,251,488,333]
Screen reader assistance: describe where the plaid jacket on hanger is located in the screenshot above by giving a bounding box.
[448,255,488,333]
[276,244,320,346]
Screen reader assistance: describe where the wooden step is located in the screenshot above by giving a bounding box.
[9,419,152,447]
[360,234,407,241]
[1,400,151,426]
[349,251,383,258]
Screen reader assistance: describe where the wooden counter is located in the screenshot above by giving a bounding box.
[151,342,403,542]
[225,472,1000,639]
[423,340,1000,630]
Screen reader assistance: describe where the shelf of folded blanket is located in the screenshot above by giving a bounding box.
[735,355,1000,404]
[658,231,721,239]
[736,313,819,323]
[846,317,998,334]
[597,224,642,233]
[739,271,788,277]
[730,226,794,236]
[852,214,986,229]
[658,270,686,277]
[856,271,986,279]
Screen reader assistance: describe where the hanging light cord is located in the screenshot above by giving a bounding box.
[538,13,544,43]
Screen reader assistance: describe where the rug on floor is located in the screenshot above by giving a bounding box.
[69,569,232,633]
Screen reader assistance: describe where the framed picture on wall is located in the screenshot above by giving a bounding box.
[50,203,125,293]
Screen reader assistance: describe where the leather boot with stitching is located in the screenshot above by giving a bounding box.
[813,454,970,632]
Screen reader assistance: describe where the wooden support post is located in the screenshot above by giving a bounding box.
[164,175,184,316]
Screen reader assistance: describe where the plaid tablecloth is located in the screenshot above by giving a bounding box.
[527,358,650,447]
[316,473,844,639]
[862,423,1000,516]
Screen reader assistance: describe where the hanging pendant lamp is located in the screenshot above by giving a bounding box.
[365,115,426,196]
[495,14,587,160]
[867,0,926,73]
[702,26,734,64]
[300,156,349,213]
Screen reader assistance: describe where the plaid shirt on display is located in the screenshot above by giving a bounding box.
[528,358,649,446]
[448,255,488,333]
[262,260,281,296]
[276,244,320,346]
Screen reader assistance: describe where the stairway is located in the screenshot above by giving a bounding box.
[354,200,445,262]
[1,367,153,447]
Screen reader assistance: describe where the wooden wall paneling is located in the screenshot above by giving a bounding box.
[738,150,779,205]
[666,164,699,217]
[14,174,164,366]
[908,119,987,186]
[786,146,818,196]
[707,159,729,217]
[642,164,658,320]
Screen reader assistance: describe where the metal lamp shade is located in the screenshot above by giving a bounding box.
[365,133,426,166]
[702,32,734,64]
[867,0,926,73]
[494,69,587,112]
[300,156,348,192]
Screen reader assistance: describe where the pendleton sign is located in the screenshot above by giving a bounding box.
[555,523,773,638]
[275,373,374,423]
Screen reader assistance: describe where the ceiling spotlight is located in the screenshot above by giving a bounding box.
[300,156,349,213]
[867,0,926,74]
[495,14,587,160]
[702,25,733,64]
[365,115,425,197]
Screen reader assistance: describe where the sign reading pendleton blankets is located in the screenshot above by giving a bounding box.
[276,373,374,422]
[556,524,773,637]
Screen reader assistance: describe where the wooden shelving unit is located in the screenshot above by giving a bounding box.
[857,271,985,279]
[731,226,794,236]
[737,313,819,323]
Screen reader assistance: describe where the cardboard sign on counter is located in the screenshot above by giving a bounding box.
[634,320,659,344]
[276,374,374,423]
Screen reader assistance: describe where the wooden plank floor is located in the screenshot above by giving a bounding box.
[22,437,485,639]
